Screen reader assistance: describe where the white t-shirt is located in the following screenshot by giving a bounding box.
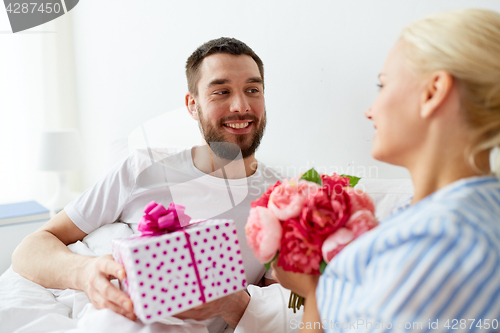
[65,147,281,331]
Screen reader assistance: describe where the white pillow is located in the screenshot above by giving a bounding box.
[357,178,413,221]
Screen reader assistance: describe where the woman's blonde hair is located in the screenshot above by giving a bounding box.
[400,8,500,177]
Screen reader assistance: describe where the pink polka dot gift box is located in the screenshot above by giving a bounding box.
[111,201,247,324]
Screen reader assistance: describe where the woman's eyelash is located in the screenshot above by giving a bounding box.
[377,84,383,89]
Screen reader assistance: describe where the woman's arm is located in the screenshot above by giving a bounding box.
[301,291,323,333]
[271,261,323,333]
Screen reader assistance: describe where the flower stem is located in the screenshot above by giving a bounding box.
[288,291,305,313]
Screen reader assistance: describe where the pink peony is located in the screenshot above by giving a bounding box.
[251,181,281,208]
[299,188,350,238]
[321,174,350,196]
[277,218,323,274]
[268,179,320,220]
[321,228,354,263]
[245,172,378,276]
[346,187,375,214]
[345,209,378,238]
[245,206,283,263]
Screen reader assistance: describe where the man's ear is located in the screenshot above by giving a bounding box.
[420,70,454,119]
[185,92,199,120]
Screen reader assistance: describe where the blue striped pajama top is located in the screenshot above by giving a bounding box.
[316,176,500,332]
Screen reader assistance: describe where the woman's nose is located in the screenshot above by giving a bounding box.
[365,107,373,120]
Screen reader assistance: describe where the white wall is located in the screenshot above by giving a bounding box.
[0,10,79,204]
[67,0,500,189]
[0,12,45,203]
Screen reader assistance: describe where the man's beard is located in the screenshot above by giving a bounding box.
[196,104,266,160]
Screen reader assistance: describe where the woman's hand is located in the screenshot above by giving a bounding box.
[270,261,319,298]
[272,261,323,332]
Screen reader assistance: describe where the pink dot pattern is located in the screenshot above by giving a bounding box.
[112,219,247,324]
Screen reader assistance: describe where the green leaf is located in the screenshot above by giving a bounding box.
[301,168,322,186]
[340,174,361,187]
[264,262,271,271]
[319,260,328,274]
[264,252,279,271]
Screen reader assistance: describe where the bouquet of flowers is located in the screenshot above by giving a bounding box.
[245,169,377,311]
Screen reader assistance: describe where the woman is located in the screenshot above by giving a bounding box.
[272,9,500,332]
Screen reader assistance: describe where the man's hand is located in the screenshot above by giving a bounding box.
[79,254,136,321]
[271,261,319,298]
[174,289,250,328]
[12,211,136,321]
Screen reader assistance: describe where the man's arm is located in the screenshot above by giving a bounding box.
[174,289,251,328]
[174,270,276,326]
[11,210,136,320]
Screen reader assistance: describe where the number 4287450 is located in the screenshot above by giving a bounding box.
[6,2,62,14]
[444,319,499,330]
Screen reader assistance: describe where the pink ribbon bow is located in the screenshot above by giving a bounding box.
[137,201,191,235]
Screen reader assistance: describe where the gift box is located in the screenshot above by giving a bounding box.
[112,219,247,324]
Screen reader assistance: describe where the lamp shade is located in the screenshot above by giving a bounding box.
[37,130,83,171]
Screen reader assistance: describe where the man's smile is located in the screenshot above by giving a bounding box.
[222,120,253,133]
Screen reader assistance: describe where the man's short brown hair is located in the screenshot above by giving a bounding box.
[186,37,264,96]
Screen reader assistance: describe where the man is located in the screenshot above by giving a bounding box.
[11,37,288,332]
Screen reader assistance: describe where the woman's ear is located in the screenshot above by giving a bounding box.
[420,70,454,118]
[185,92,199,120]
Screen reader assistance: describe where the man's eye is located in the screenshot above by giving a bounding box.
[247,88,259,93]
[216,91,229,95]
[376,83,383,90]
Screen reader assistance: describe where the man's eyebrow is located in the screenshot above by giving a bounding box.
[206,77,263,89]
[207,78,230,88]
[247,77,263,84]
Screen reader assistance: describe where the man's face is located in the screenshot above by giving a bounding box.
[192,54,266,159]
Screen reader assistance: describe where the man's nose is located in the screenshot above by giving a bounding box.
[229,92,250,113]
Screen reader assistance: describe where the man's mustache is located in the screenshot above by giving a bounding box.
[218,114,259,125]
